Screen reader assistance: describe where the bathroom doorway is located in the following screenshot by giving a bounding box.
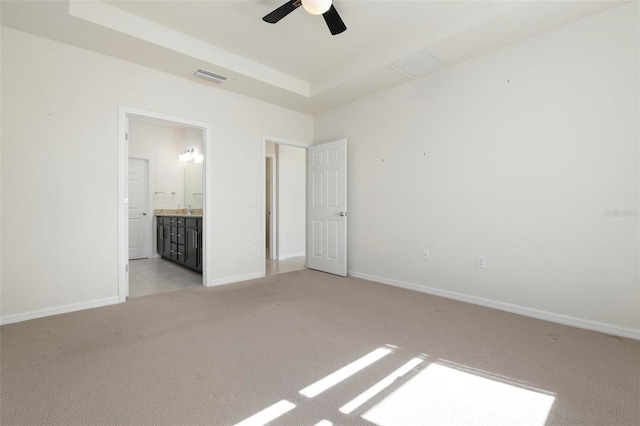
[127,117,204,297]
[118,107,211,301]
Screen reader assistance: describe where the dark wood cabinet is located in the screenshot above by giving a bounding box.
[156,215,202,273]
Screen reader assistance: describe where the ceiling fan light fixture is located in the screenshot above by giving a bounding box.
[301,0,332,15]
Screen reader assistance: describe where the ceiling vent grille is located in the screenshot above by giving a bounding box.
[392,51,446,79]
[193,68,228,84]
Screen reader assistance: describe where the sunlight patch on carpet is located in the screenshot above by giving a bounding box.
[340,356,426,414]
[234,400,296,426]
[361,362,555,426]
[299,346,393,398]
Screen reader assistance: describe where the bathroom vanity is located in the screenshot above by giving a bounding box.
[156,215,202,273]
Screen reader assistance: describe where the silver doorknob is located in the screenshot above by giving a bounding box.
[337,212,347,217]
[142,213,147,216]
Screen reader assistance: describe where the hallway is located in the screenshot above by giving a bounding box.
[266,256,305,276]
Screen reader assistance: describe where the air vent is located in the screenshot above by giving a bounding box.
[392,51,446,79]
[193,68,228,84]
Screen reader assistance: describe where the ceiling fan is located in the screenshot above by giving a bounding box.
[262,0,347,35]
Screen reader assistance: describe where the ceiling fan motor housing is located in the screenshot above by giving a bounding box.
[263,0,346,35]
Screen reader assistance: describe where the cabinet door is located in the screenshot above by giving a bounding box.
[185,227,200,271]
[156,223,164,256]
[157,217,170,257]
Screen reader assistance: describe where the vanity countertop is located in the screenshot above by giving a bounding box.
[154,208,202,218]
[156,213,202,218]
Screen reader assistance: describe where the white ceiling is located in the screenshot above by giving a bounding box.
[1,0,627,114]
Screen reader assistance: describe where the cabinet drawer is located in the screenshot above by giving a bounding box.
[170,226,186,244]
[170,243,186,261]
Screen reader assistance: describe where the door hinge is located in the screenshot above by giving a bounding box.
[125,132,129,141]
[126,264,129,273]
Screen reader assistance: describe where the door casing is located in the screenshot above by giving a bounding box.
[262,136,311,276]
[118,106,211,301]
[266,154,277,261]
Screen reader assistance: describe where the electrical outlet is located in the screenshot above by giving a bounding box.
[246,244,253,253]
[476,256,486,269]
[422,249,429,261]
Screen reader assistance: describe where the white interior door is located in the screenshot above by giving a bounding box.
[307,139,347,276]
[128,158,149,260]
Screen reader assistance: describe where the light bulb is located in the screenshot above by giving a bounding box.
[301,0,332,15]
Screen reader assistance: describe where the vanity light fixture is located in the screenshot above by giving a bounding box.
[179,148,204,163]
[179,148,195,162]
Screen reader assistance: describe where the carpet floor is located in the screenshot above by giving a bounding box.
[1,269,638,425]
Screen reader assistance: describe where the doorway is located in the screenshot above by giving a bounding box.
[266,154,277,261]
[118,107,211,301]
[263,137,310,276]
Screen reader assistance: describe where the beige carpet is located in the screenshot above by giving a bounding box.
[1,269,638,425]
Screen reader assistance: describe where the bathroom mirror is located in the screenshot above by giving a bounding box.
[129,117,204,211]
[181,127,204,210]
[184,160,203,209]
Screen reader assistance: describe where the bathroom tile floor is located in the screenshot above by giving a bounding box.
[129,255,306,298]
[129,258,202,298]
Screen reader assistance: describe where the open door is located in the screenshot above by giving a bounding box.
[307,139,347,276]
[128,158,149,260]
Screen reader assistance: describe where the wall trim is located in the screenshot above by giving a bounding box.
[0,297,121,326]
[348,270,640,340]
[206,272,264,287]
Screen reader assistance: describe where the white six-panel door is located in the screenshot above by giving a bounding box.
[307,139,347,276]
[128,158,149,260]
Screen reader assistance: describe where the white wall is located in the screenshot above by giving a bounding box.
[315,4,639,335]
[128,118,186,210]
[0,6,3,315]
[277,144,306,259]
[1,27,312,321]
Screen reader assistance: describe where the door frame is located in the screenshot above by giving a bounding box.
[265,153,277,261]
[118,106,212,301]
[261,135,311,277]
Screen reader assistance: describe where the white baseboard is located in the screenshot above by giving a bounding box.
[277,252,306,261]
[0,296,122,325]
[206,272,264,287]
[348,270,640,340]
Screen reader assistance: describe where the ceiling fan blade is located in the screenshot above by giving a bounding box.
[322,5,347,35]
[263,0,300,24]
